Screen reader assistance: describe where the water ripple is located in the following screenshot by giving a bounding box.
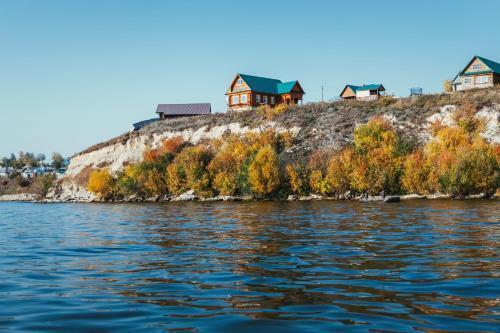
[0,200,498,332]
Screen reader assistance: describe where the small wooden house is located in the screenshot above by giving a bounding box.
[452,56,500,92]
[226,74,305,111]
[340,84,385,101]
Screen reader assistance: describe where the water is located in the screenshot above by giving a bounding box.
[0,201,498,332]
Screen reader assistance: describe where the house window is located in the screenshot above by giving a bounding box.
[256,94,261,103]
[476,76,489,84]
[263,95,268,104]
[270,96,275,104]
[473,64,481,70]
[231,95,239,104]
[241,94,247,103]
[237,78,243,85]
[464,78,471,84]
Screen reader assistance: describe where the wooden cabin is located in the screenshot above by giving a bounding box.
[226,74,305,111]
[452,56,500,92]
[340,84,385,101]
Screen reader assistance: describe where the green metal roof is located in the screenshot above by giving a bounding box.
[353,84,384,92]
[277,81,298,94]
[456,56,500,81]
[476,56,500,74]
[237,74,300,94]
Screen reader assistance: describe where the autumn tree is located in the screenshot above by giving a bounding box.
[443,80,453,93]
[88,169,116,198]
[327,148,356,194]
[285,163,309,195]
[351,117,406,195]
[308,149,333,195]
[248,145,280,196]
[166,145,213,197]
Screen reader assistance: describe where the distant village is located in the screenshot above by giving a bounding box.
[0,152,68,181]
[133,55,500,130]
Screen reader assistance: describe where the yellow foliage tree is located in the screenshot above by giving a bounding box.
[351,117,404,194]
[88,169,115,198]
[401,149,433,194]
[327,148,356,194]
[166,145,213,197]
[248,145,280,196]
[443,80,453,93]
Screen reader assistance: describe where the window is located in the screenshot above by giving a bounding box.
[476,76,489,84]
[241,94,247,103]
[263,95,268,104]
[231,95,239,104]
[270,96,275,104]
[473,64,481,70]
[464,78,471,84]
[237,78,243,85]
[256,94,261,103]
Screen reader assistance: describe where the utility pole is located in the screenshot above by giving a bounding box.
[321,85,324,102]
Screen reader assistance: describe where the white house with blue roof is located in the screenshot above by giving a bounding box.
[340,84,386,101]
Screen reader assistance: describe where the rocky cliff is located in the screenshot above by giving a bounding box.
[52,88,500,202]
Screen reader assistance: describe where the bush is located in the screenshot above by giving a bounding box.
[166,145,213,197]
[351,117,404,194]
[248,145,280,196]
[88,169,115,198]
[36,173,57,196]
[401,150,433,194]
[327,148,355,194]
[378,96,396,107]
[443,80,453,93]
[285,163,308,195]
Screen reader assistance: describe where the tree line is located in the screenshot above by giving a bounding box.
[0,152,66,170]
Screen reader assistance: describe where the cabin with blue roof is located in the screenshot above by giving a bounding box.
[452,56,500,92]
[226,74,305,111]
[340,84,386,101]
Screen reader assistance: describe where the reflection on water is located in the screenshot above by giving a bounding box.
[0,200,498,332]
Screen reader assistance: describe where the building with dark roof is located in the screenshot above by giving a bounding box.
[340,84,386,101]
[156,103,211,119]
[226,74,305,111]
[452,56,500,92]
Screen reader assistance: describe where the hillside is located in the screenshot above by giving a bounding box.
[54,88,500,202]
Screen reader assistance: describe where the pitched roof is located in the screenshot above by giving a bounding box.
[156,103,211,116]
[355,84,385,91]
[277,81,299,94]
[236,74,304,95]
[476,56,500,73]
[456,56,500,80]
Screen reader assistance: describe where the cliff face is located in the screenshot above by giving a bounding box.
[55,89,500,201]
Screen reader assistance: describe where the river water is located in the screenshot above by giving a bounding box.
[0,201,498,332]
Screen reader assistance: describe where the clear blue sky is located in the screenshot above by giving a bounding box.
[1,0,499,157]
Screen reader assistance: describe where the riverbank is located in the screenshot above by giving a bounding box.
[1,191,497,203]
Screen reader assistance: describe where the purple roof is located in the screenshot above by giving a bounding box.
[156,103,211,116]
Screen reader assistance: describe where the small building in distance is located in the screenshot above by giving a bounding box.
[340,84,386,101]
[226,74,305,112]
[156,103,212,119]
[452,56,500,92]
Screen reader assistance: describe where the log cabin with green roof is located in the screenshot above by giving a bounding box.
[452,56,500,92]
[226,74,305,111]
